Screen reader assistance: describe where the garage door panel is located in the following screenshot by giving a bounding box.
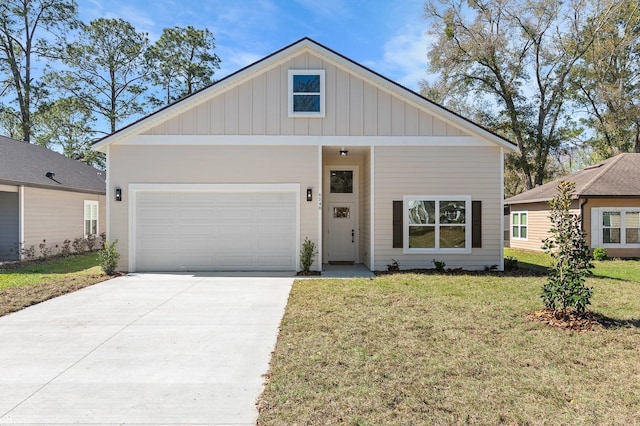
[135,189,297,271]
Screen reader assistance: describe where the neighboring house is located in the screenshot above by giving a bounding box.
[0,136,106,260]
[505,153,640,258]
[93,37,516,273]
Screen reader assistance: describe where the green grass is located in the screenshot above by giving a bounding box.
[0,253,102,290]
[258,274,640,425]
[505,248,640,282]
[0,253,109,316]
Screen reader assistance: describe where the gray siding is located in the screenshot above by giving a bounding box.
[0,191,19,260]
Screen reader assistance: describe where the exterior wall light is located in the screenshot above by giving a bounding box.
[115,187,122,202]
[339,147,348,156]
[307,188,313,202]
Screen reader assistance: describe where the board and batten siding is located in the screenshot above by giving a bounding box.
[584,197,640,258]
[373,145,503,270]
[109,144,320,271]
[142,52,469,138]
[0,191,19,260]
[508,201,579,252]
[22,187,105,254]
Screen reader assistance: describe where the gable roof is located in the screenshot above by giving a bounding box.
[505,153,640,205]
[93,37,516,152]
[0,136,106,194]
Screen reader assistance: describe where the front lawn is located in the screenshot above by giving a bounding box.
[505,248,640,281]
[0,253,110,316]
[258,273,640,424]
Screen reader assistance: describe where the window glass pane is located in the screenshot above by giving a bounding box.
[512,226,519,238]
[626,228,639,244]
[440,226,465,248]
[333,207,350,218]
[512,213,519,225]
[408,200,435,225]
[603,228,620,244]
[409,226,435,248]
[440,201,466,224]
[91,220,97,235]
[520,226,527,238]
[603,211,621,227]
[293,94,320,112]
[626,212,640,227]
[520,213,527,225]
[85,220,90,236]
[330,170,353,193]
[293,74,320,92]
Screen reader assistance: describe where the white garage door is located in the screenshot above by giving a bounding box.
[134,189,297,272]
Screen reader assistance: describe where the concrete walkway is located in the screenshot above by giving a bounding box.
[0,273,293,425]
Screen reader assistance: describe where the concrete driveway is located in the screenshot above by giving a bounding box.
[0,273,293,425]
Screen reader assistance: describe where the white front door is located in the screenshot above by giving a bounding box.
[323,166,358,263]
[326,202,356,262]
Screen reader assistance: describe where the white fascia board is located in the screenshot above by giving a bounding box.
[120,135,496,147]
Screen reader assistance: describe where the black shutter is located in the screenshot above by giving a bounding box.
[472,200,482,248]
[393,201,403,248]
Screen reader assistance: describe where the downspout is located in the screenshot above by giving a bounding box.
[580,197,589,249]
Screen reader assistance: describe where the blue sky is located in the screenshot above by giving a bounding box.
[78,0,432,90]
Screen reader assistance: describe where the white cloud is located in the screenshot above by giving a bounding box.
[363,24,431,91]
[216,48,264,79]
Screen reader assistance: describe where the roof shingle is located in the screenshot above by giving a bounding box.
[505,153,640,204]
[0,136,105,194]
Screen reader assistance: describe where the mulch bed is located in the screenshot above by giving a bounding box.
[528,308,625,331]
[375,267,546,277]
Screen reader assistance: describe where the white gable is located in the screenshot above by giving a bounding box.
[94,38,515,151]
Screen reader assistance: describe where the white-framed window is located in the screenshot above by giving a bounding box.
[84,200,99,237]
[511,211,528,240]
[288,69,325,117]
[591,207,640,248]
[403,195,471,253]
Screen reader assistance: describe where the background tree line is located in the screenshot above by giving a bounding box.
[0,0,220,168]
[422,0,640,196]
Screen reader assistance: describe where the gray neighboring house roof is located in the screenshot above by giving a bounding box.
[0,135,105,194]
[505,153,640,205]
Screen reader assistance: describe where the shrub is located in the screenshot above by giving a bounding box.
[593,247,607,261]
[60,239,72,257]
[99,232,107,246]
[299,237,318,273]
[98,240,120,275]
[432,259,446,272]
[20,244,36,261]
[386,259,400,272]
[38,240,52,259]
[86,234,97,251]
[504,256,518,270]
[541,181,594,316]
[73,237,86,253]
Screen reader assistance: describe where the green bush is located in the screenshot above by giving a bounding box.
[593,247,607,261]
[432,259,446,272]
[299,237,318,273]
[504,256,518,270]
[98,239,120,275]
[541,181,593,315]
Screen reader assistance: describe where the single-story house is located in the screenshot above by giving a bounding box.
[0,136,106,260]
[505,153,640,258]
[93,37,517,273]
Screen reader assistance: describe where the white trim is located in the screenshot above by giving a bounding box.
[499,147,505,271]
[18,185,24,260]
[105,145,110,240]
[590,207,640,248]
[127,183,301,273]
[0,184,18,192]
[317,145,323,269]
[403,195,472,254]
[511,211,528,241]
[117,135,496,147]
[288,69,325,117]
[369,146,375,271]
